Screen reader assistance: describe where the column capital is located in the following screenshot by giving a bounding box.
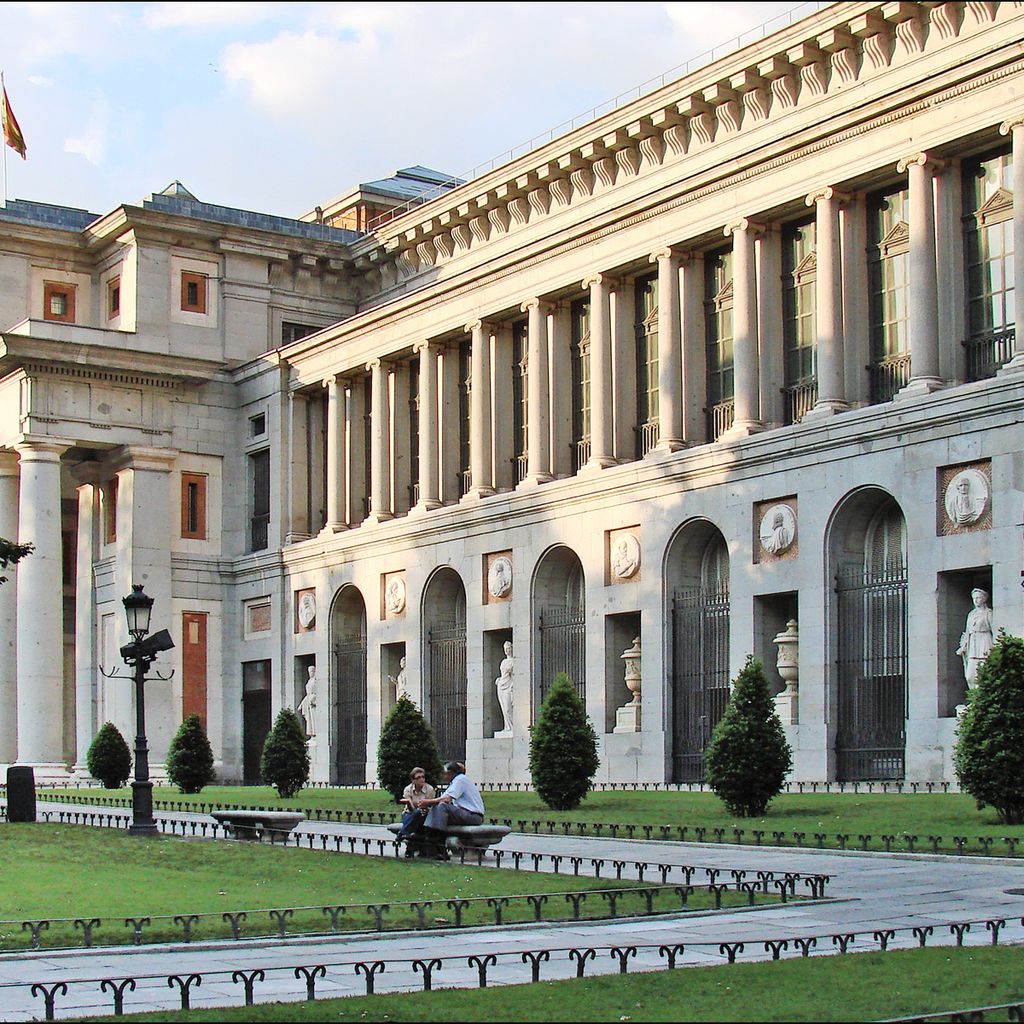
[0,450,20,477]
[413,339,441,355]
[321,372,344,390]
[463,319,496,336]
[110,445,177,474]
[365,357,388,373]
[1000,116,1024,136]
[805,185,852,207]
[649,246,681,265]
[581,273,615,291]
[520,297,554,315]
[724,218,766,238]
[15,438,70,461]
[897,151,945,173]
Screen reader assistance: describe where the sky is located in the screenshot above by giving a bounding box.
[1,2,816,221]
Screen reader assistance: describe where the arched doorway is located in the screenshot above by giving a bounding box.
[533,546,586,710]
[829,489,908,780]
[330,585,367,784]
[422,568,467,761]
[666,521,730,782]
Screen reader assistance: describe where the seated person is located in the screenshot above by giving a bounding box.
[419,761,485,843]
[398,766,435,842]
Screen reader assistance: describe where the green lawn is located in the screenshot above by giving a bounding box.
[35,786,1024,855]
[80,947,1024,1022]
[0,825,749,950]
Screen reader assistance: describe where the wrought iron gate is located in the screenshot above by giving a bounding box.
[539,605,586,702]
[671,584,730,782]
[428,622,467,761]
[334,637,367,784]
[835,562,907,780]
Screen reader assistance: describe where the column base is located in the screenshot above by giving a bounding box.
[802,399,850,420]
[997,353,1024,375]
[408,499,443,516]
[14,761,71,782]
[578,455,617,475]
[652,437,687,455]
[285,532,311,545]
[318,522,348,537]
[719,419,764,441]
[363,510,394,524]
[896,376,944,399]
[517,473,554,488]
[460,487,496,503]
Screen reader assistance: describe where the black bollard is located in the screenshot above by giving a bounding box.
[6,766,36,822]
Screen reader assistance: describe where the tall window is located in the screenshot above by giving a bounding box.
[181,472,207,540]
[963,148,1014,380]
[634,273,660,456]
[458,340,472,496]
[782,220,817,423]
[408,359,420,506]
[249,450,270,551]
[704,250,734,440]
[570,299,591,473]
[512,321,528,483]
[868,187,911,402]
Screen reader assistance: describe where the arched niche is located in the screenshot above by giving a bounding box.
[421,567,467,761]
[532,545,586,713]
[330,584,367,784]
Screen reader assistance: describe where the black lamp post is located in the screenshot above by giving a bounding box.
[120,584,174,837]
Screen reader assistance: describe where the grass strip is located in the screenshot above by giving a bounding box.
[77,947,1024,1022]
[0,825,762,950]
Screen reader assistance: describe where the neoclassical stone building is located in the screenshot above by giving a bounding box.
[1,1,1022,785]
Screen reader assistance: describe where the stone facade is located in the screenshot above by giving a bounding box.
[1,2,1023,785]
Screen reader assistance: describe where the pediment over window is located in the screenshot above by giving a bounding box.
[715,279,734,310]
[793,250,817,281]
[879,220,909,256]
[977,186,1013,225]
[641,308,659,331]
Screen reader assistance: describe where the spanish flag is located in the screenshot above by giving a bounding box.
[2,82,26,160]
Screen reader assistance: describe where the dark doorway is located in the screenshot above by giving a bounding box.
[242,660,272,784]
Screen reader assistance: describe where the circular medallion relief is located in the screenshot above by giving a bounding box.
[297,592,317,629]
[385,576,407,614]
[488,556,513,598]
[759,504,797,556]
[944,469,989,527]
[610,533,641,579]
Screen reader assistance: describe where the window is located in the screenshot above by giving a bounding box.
[103,477,118,544]
[704,250,734,439]
[180,271,208,314]
[782,220,817,423]
[181,472,208,540]
[963,148,1015,380]
[408,359,420,506]
[249,449,270,551]
[107,277,121,320]
[570,298,591,472]
[281,321,318,344]
[512,321,528,483]
[634,273,660,456]
[458,340,472,496]
[868,187,911,402]
[249,413,266,438]
[43,282,76,323]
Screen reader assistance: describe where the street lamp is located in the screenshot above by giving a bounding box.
[118,584,174,837]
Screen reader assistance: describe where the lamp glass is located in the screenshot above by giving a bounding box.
[123,584,154,639]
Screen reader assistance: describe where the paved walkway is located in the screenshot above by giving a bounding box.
[1,802,1022,1020]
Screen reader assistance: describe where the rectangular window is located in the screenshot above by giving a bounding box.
[782,220,818,423]
[408,359,420,506]
[43,282,76,323]
[181,472,208,540]
[107,277,121,320]
[634,273,660,457]
[180,271,208,314]
[281,321,318,344]
[103,477,118,544]
[512,320,528,484]
[963,148,1014,380]
[458,340,472,496]
[182,611,208,728]
[249,449,270,552]
[868,186,911,402]
[570,298,592,473]
[249,413,266,438]
[704,249,735,440]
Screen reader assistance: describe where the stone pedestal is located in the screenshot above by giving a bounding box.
[613,703,641,733]
[773,620,799,726]
[612,637,642,734]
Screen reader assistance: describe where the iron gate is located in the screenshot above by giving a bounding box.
[428,622,467,761]
[539,605,586,703]
[334,637,367,784]
[835,562,907,780]
[671,584,730,782]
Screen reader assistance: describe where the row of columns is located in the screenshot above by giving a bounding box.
[310,133,1024,530]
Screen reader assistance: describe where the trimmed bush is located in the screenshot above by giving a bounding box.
[529,673,600,810]
[86,722,132,789]
[954,630,1024,824]
[377,695,444,801]
[704,655,792,817]
[260,708,310,798]
[166,714,215,794]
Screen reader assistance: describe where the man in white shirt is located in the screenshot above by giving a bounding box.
[421,761,485,840]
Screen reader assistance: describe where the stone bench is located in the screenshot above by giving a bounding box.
[387,822,511,852]
[211,810,305,841]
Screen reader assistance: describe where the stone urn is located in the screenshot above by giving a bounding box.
[772,619,799,725]
[613,637,642,733]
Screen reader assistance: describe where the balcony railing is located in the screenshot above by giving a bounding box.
[784,379,818,424]
[964,328,1015,382]
[460,468,472,497]
[636,419,660,458]
[250,514,269,552]
[868,353,911,404]
[707,400,735,441]
[514,453,528,484]
[573,437,591,474]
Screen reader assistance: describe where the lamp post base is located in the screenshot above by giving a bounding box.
[129,778,159,836]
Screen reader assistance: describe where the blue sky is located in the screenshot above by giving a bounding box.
[2,2,811,220]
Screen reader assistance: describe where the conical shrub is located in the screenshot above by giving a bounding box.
[86,722,132,789]
[377,695,444,801]
[166,714,215,794]
[529,673,599,810]
[260,708,310,798]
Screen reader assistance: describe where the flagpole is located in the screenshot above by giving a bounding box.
[1,71,7,207]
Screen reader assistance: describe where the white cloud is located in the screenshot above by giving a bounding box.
[143,2,280,30]
[27,75,54,87]
[64,96,111,166]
